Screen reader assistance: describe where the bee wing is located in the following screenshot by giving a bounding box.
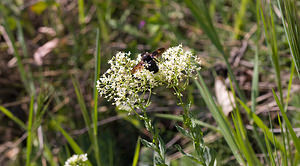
[151,47,165,58]
[131,61,144,74]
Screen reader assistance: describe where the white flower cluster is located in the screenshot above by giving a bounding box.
[158,44,200,87]
[64,153,88,166]
[96,45,200,111]
[96,52,160,111]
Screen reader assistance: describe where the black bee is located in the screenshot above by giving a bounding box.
[131,48,166,74]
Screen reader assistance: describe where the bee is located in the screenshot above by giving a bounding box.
[131,48,166,74]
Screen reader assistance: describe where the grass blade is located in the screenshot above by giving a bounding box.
[43,143,57,166]
[264,129,276,166]
[285,61,295,111]
[26,95,35,166]
[78,0,85,24]
[268,113,280,165]
[71,76,92,140]
[16,21,35,93]
[93,29,101,136]
[0,106,27,130]
[278,114,288,166]
[91,0,109,42]
[283,60,295,166]
[250,50,268,162]
[184,0,246,101]
[252,0,261,114]
[248,1,269,161]
[184,0,222,52]
[272,89,300,153]
[195,72,245,165]
[132,137,141,166]
[260,1,283,103]
[1,15,30,94]
[93,29,102,166]
[229,77,262,166]
[234,0,250,38]
[53,120,83,154]
[276,0,300,79]
[238,98,284,151]
[51,119,92,166]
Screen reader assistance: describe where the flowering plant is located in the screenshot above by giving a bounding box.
[96,45,200,111]
[64,154,88,166]
[97,45,214,165]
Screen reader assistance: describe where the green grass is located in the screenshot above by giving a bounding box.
[0,106,27,130]
[25,95,34,166]
[93,28,102,166]
[132,137,141,166]
[277,0,300,79]
[1,0,300,165]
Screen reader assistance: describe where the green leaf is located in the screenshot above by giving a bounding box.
[272,89,300,154]
[195,72,245,165]
[238,98,284,151]
[132,137,141,166]
[175,124,192,138]
[264,129,276,166]
[277,0,300,79]
[140,139,155,149]
[26,95,35,166]
[260,1,283,104]
[155,113,219,132]
[71,76,92,140]
[0,106,26,130]
[174,145,203,164]
[51,119,92,166]
[157,135,166,158]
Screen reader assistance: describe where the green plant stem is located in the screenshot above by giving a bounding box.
[174,86,206,163]
[26,95,35,166]
[137,105,166,165]
[93,28,102,166]
[128,99,166,165]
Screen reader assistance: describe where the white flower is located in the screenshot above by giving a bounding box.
[158,44,201,88]
[96,52,159,111]
[96,45,201,111]
[64,153,88,166]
